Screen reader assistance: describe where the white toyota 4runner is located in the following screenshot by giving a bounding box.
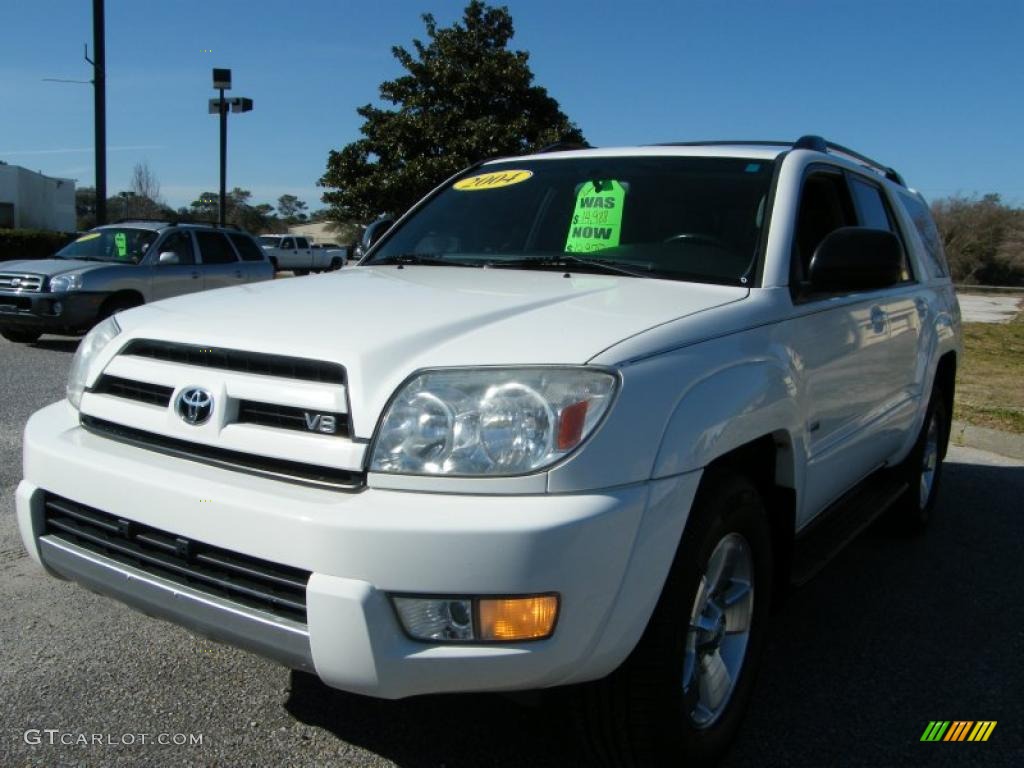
[17,136,961,765]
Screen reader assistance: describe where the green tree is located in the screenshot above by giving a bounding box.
[320,1,585,222]
[277,194,308,223]
[188,188,278,233]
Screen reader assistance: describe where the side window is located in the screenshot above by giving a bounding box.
[228,234,265,262]
[897,190,950,278]
[195,231,238,264]
[157,231,195,265]
[849,176,912,281]
[295,237,309,249]
[791,170,856,286]
[281,237,295,250]
[849,177,893,230]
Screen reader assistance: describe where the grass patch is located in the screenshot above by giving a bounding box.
[954,311,1024,434]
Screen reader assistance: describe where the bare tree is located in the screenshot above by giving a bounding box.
[130,162,162,203]
[121,161,170,220]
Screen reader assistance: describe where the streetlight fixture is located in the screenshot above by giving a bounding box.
[208,68,253,227]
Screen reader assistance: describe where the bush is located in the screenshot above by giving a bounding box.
[0,229,77,262]
[931,194,1024,286]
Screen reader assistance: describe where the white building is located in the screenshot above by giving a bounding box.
[287,220,356,245]
[0,164,76,232]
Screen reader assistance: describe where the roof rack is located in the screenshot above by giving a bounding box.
[654,136,905,186]
[792,135,905,186]
[110,217,248,231]
[110,216,180,226]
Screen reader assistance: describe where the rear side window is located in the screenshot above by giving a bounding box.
[195,231,238,264]
[897,191,950,278]
[296,238,309,248]
[229,234,265,262]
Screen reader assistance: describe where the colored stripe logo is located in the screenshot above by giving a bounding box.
[920,721,997,742]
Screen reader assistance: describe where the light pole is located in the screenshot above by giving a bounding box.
[208,68,253,227]
[118,190,135,219]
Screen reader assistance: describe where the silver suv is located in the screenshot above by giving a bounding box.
[0,220,273,343]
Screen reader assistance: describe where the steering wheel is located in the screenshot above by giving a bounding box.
[662,233,729,249]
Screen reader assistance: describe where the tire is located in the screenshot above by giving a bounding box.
[270,257,279,270]
[330,257,343,271]
[97,295,142,323]
[1,328,42,344]
[888,386,948,532]
[577,468,773,767]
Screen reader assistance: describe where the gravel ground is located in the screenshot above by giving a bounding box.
[1,335,1022,767]
[957,293,1023,324]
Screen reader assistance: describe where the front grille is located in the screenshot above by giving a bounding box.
[81,415,365,490]
[121,339,346,385]
[93,374,173,406]
[237,400,349,437]
[0,273,43,291]
[43,494,310,622]
[0,296,32,311]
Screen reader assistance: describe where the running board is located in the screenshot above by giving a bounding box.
[791,472,908,585]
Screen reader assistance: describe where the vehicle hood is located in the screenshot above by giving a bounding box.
[116,266,747,436]
[0,258,108,278]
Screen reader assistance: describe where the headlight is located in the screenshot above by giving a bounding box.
[49,273,83,292]
[66,316,121,409]
[370,368,617,476]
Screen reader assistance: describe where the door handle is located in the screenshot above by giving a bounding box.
[870,306,887,333]
[191,271,200,279]
[915,298,929,320]
[234,270,243,278]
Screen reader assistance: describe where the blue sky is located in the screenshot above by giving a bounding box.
[2,0,1022,212]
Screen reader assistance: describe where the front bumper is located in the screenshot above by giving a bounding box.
[0,290,106,333]
[18,400,702,698]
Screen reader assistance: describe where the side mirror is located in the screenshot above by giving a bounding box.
[808,227,903,293]
[158,251,180,266]
[367,217,396,248]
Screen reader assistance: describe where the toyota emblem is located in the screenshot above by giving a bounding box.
[176,387,214,425]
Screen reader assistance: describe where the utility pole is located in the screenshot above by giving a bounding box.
[92,0,106,225]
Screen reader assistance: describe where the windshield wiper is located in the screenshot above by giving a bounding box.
[374,253,470,267]
[493,255,653,279]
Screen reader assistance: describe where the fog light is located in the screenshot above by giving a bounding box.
[479,595,559,641]
[392,594,559,642]
[393,597,474,641]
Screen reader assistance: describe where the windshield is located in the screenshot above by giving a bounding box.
[258,236,282,246]
[368,156,775,285]
[56,228,158,264]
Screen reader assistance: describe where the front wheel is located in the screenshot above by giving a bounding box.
[577,468,773,766]
[1,328,42,344]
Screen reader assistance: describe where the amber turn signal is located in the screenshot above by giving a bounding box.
[478,595,559,641]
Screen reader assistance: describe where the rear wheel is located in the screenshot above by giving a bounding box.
[1,328,42,344]
[330,257,343,271]
[889,386,948,532]
[577,468,773,766]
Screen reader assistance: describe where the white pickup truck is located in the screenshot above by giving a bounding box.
[16,136,961,765]
[257,234,343,274]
